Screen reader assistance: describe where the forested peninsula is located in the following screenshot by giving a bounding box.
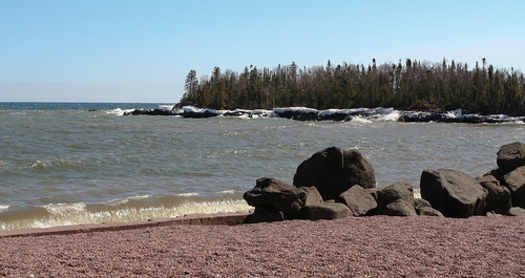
[180,59,525,116]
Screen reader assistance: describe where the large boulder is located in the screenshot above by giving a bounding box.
[299,203,352,220]
[374,182,417,216]
[420,169,488,218]
[476,175,512,214]
[335,185,377,216]
[293,147,376,200]
[497,142,525,175]
[243,177,306,219]
[502,166,525,208]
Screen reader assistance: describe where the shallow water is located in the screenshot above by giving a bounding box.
[1,103,524,230]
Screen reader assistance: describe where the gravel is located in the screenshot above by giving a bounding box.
[1,215,524,277]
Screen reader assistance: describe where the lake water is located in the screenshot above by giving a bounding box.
[1,102,524,230]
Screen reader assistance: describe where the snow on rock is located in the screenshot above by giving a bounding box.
[123,104,525,124]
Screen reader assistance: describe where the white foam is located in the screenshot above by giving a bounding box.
[106,195,152,206]
[216,190,236,194]
[43,202,87,215]
[30,160,47,168]
[1,199,252,231]
[106,108,135,116]
[444,108,463,119]
[158,105,175,110]
[176,192,199,197]
[374,110,400,122]
[0,205,10,211]
[350,115,372,124]
[413,188,421,199]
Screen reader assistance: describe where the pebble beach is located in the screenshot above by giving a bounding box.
[1,214,524,277]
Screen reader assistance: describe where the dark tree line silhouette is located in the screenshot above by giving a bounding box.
[181,58,525,115]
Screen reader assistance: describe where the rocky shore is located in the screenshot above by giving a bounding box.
[124,104,525,123]
[242,142,525,223]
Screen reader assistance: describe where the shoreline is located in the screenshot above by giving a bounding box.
[0,211,251,238]
[125,105,525,123]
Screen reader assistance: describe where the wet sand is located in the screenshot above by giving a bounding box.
[1,215,524,277]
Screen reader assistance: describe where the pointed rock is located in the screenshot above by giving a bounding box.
[293,146,375,200]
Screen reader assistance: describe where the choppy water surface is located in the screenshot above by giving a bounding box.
[1,103,524,230]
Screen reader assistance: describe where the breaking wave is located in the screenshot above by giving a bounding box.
[0,193,252,231]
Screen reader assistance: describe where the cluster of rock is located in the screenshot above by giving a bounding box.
[124,104,525,123]
[243,143,525,223]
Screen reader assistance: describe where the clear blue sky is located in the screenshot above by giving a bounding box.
[1,0,524,103]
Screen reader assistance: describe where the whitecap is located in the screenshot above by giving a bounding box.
[413,188,421,199]
[106,195,152,206]
[176,192,199,197]
[42,202,87,215]
[106,108,135,116]
[350,116,372,124]
[215,190,236,194]
[374,110,400,122]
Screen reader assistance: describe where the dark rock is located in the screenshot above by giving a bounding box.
[476,175,512,214]
[299,203,352,220]
[420,169,488,218]
[502,166,525,208]
[483,168,504,182]
[125,108,172,116]
[414,198,444,217]
[181,109,220,118]
[243,178,306,219]
[497,142,525,175]
[417,206,445,217]
[243,207,284,223]
[293,147,376,200]
[273,108,319,121]
[374,182,417,216]
[299,186,324,207]
[335,185,377,216]
[507,207,525,217]
[413,198,444,216]
[414,198,432,209]
[399,111,444,122]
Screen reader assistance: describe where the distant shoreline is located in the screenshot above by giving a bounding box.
[125,104,525,124]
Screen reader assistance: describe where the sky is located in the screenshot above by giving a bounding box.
[1,0,524,103]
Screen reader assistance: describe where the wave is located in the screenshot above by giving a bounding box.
[106,108,136,116]
[25,158,84,171]
[0,192,252,231]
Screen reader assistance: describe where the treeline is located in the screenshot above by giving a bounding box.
[180,58,525,115]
